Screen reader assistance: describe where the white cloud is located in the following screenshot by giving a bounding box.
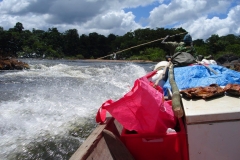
[79,10,141,35]
[228,5,240,33]
[148,0,239,40]
[176,4,240,40]
[109,0,156,8]
[180,16,228,40]
[0,0,143,35]
[0,0,239,39]
[149,0,232,27]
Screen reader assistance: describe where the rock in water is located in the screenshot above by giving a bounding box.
[0,57,30,70]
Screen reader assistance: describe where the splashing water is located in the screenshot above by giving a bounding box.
[0,59,154,159]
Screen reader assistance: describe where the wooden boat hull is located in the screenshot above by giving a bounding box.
[70,117,134,160]
[70,115,188,160]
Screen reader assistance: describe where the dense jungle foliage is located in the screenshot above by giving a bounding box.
[0,22,240,62]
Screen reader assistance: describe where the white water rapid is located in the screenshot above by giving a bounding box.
[0,59,153,159]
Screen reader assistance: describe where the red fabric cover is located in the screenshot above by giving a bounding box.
[96,71,176,134]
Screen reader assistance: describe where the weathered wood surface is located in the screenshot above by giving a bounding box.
[69,116,132,160]
[169,63,184,118]
[113,119,123,137]
[70,117,113,160]
[86,138,113,160]
[103,129,134,160]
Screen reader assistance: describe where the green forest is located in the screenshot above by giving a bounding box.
[0,22,240,62]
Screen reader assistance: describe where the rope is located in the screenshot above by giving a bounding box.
[97,32,188,59]
[196,61,218,75]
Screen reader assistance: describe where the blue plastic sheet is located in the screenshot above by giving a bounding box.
[163,65,240,92]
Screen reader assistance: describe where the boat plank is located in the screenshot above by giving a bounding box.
[103,129,135,160]
[86,138,114,160]
[70,117,112,160]
[113,119,123,136]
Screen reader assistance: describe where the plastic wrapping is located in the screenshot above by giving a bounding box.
[164,65,240,91]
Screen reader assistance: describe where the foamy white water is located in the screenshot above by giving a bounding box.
[0,59,154,159]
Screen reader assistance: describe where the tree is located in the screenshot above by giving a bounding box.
[0,31,10,57]
[193,39,205,46]
[107,33,117,53]
[221,34,239,44]
[63,29,80,57]
[79,34,89,59]
[88,32,101,58]
[44,28,64,57]
[206,34,221,54]
[14,22,24,32]
[226,44,240,55]
[1,22,240,61]
[96,34,108,58]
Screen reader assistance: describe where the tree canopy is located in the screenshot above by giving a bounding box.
[0,22,240,62]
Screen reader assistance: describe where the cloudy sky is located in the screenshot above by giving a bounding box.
[0,0,239,40]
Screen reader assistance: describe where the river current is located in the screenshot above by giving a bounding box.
[0,59,154,160]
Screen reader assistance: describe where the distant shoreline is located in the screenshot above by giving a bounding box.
[17,58,158,63]
[80,59,155,63]
[17,57,156,63]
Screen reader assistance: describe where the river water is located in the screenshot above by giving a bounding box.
[0,59,154,160]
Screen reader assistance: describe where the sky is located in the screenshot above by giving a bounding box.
[0,0,239,40]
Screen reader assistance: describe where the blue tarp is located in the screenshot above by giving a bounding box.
[163,64,240,92]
